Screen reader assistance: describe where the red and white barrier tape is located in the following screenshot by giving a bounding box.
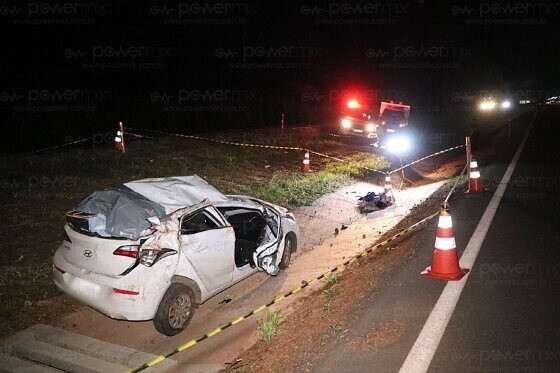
[388,144,465,175]
[444,163,468,203]
[124,127,389,175]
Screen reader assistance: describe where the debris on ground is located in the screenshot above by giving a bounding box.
[357,191,392,213]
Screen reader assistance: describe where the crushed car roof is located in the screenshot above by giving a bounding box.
[124,175,229,210]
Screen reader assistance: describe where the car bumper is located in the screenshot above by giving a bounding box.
[53,249,167,321]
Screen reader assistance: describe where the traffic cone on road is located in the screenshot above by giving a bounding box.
[114,121,125,153]
[421,202,469,281]
[384,175,394,203]
[466,157,484,193]
[301,151,310,172]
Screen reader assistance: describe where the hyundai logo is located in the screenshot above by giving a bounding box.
[83,249,93,258]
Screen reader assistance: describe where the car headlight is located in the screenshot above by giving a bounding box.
[501,100,511,109]
[386,136,411,154]
[341,118,351,128]
[479,101,496,111]
[366,123,375,132]
[139,248,177,267]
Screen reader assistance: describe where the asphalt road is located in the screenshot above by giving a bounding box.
[312,106,560,372]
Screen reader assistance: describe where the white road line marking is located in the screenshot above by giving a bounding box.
[399,112,537,373]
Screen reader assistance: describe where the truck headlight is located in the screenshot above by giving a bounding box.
[341,118,351,128]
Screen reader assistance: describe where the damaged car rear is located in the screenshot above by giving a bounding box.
[53,175,299,336]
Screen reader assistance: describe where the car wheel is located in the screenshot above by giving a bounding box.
[154,283,195,336]
[279,233,296,269]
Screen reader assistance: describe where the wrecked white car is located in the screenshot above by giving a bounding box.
[53,175,299,336]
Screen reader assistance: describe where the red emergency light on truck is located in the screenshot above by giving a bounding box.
[338,99,378,138]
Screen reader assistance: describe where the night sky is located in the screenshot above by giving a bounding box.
[2,1,559,152]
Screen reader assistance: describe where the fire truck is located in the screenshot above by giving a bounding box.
[338,99,378,138]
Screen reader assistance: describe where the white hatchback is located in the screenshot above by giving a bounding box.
[53,175,299,335]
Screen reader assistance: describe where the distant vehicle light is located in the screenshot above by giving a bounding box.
[501,100,511,109]
[381,121,386,125]
[386,128,395,133]
[399,123,407,127]
[479,100,497,111]
[386,136,411,154]
[366,123,375,132]
[341,118,352,128]
[347,99,359,109]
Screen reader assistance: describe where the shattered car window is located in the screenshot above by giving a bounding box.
[181,210,221,235]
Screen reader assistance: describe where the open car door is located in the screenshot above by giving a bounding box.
[252,205,282,275]
[217,201,283,276]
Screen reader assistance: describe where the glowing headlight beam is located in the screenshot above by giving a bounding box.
[386,136,411,154]
[479,101,497,111]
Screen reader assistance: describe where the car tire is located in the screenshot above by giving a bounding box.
[279,233,296,270]
[154,283,195,336]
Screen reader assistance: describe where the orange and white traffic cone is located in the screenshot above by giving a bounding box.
[421,202,469,281]
[384,175,394,203]
[301,151,310,172]
[114,121,125,153]
[466,157,484,193]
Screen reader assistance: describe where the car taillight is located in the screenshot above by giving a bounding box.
[139,248,177,267]
[62,230,71,243]
[113,245,139,259]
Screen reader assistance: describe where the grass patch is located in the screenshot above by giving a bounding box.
[324,273,340,286]
[257,310,281,343]
[257,172,349,208]
[330,323,343,334]
[322,289,339,299]
[258,153,389,208]
[324,153,389,177]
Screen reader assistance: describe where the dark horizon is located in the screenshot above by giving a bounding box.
[2,1,559,153]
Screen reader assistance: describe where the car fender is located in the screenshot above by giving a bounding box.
[281,217,299,246]
[171,275,203,304]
